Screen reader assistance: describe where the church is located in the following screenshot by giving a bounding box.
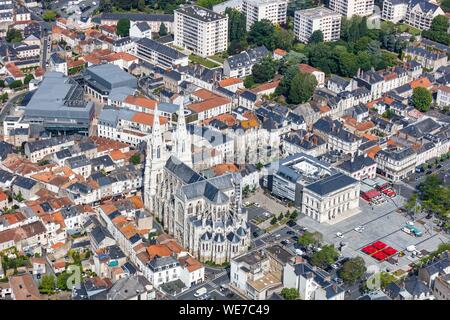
[143,99,251,264]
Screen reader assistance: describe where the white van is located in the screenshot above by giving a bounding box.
[194,287,207,297]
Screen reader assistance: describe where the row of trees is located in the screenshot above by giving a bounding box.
[99,0,185,14]
[422,15,450,46]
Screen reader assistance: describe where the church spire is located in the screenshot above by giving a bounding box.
[174,98,192,167]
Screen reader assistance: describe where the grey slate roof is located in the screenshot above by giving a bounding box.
[137,37,187,60]
[338,155,375,173]
[305,173,357,196]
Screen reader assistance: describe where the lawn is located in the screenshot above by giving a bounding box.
[189,54,220,69]
[397,24,422,36]
[209,54,225,64]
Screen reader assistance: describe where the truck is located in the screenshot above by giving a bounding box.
[404,224,423,237]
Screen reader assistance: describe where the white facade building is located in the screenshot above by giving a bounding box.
[174,5,228,57]
[242,0,288,31]
[294,7,341,43]
[328,0,374,18]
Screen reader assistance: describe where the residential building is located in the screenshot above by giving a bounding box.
[283,261,345,300]
[337,154,377,180]
[404,47,448,71]
[436,85,450,107]
[134,38,189,69]
[174,5,228,57]
[375,147,417,182]
[242,0,288,31]
[298,64,326,87]
[223,46,269,78]
[9,274,42,300]
[328,0,374,18]
[230,245,293,300]
[405,0,445,30]
[294,7,341,43]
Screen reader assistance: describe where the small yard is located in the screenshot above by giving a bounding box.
[397,24,422,36]
[208,54,225,64]
[189,54,220,69]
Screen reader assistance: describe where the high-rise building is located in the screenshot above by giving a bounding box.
[294,7,341,43]
[328,0,374,18]
[242,0,288,31]
[174,5,228,58]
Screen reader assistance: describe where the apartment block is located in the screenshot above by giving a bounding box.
[174,5,228,57]
[242,0,288,31]
[328,0,374,18]
[294,7,341,43]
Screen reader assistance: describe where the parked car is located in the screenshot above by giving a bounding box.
[194,287,207,297]
[336,232,344,238]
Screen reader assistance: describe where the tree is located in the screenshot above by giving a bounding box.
[6,29,23,43]
[280,288,299,300]
[309,30,324,44]
[159,23,168,37]
[56,272,71,291]
[288,72,317,104]
[0,92,8,103]
[270,216,278,225]
[430,15,449,33]
[338,257,367,284]
[130,153,141,165]
[42,10,57,21]
[274,27,294,50]
[9,80,23,90]
[338,52,358,77]
[24,74,34,85]
[251,57,276,83]
[226,8,247,42]
[311,245,339,269]
[243,75,255,88]
[405,193,421,215]
[290,210,299,220]
[116,19,130,37]
[228,39,248,55]
[247,20,275,50]
[278,212,284,221]
[298,231,322,247]
[412,87,432,112]
[39,274,55,294]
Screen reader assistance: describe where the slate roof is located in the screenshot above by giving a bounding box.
[338,155,375,173]
[305,173,357,196]
[164,156,204,184]
[136,38,187,60]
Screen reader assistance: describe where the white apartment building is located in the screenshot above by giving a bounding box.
[174,5,228,57]
[405,0,445,30]
[294,7,341,43]
[242,0,288,31]
[328,0,374,18]
[382,0,445,30]
[382,0,409,23]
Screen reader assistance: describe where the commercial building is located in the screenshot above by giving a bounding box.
[242,0,288,31]
[81,64,137,105]
[294,7,341,43]
[264,153,360,224]
[174,5,228,57]
[22,72,95,135]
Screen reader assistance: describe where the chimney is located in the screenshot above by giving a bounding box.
[313,136,318,145]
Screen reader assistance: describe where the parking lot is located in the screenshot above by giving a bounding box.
[296,195,449,271]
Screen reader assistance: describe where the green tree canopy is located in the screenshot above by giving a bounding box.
[39,274,55,294]
[42,10,58,21]
[338,257,367,284]
[251,57,277,83]
[226,8,247,42]
[288,71,318,104]
[248,20,275,50]
[6,29,23,43]
[311,245,339,269]
[24,74,34,85]
[130,153,141,165]
[298,231,323,247]
[116,19,130,37]
[412,87,432,112]
[280,288,299,300]
[9,80,23,90]
[274,27,295,50]
[309,30,324,44]
[159,23,168,37]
